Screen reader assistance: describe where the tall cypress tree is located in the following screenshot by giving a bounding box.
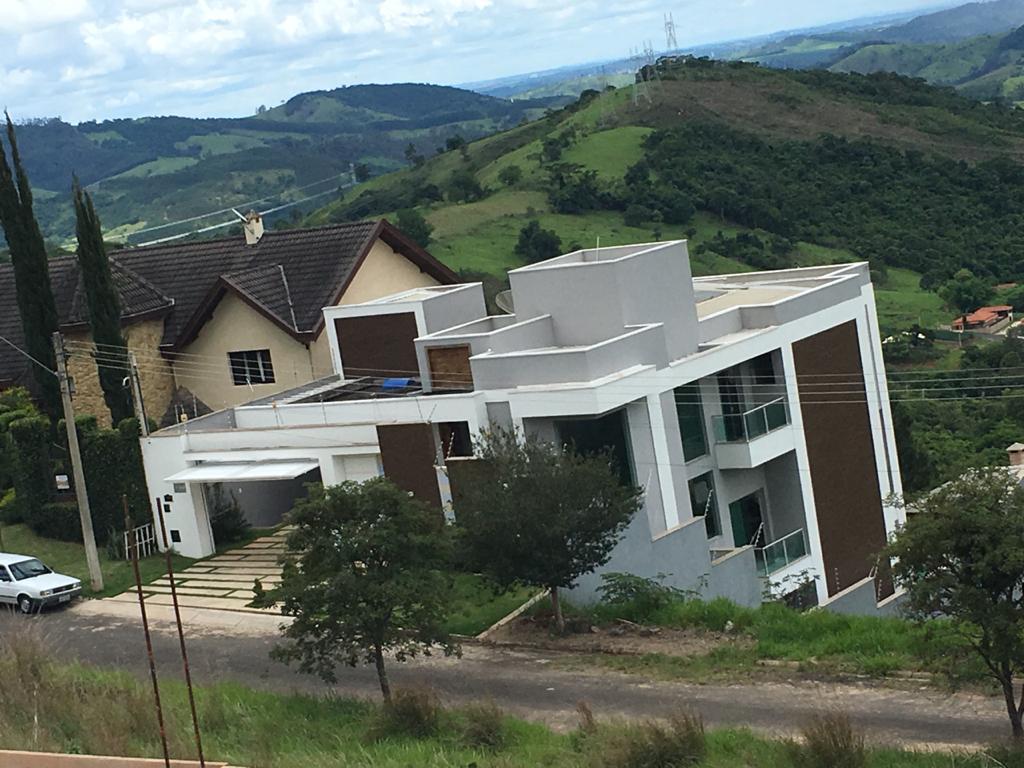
[0,112,60,419]
[72,177,132,425]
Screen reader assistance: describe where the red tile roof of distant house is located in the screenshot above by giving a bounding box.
[952,305,1013,329]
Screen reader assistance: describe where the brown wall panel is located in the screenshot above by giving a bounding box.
[792,321,891,598]
[376,423,442,509]
[335,312,419,378]
[427,345,473,390]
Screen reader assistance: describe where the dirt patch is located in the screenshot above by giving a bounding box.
[628,78,1024,164]
[485,615,752,658]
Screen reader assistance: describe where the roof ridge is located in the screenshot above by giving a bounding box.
[109,256,175,307]
[122,217,382,255]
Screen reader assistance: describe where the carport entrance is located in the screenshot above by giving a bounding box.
[165,460,322,549]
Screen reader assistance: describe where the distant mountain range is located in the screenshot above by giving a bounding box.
[7,0,1024,248]
[735,0,1024,102]
[4,84,565,243]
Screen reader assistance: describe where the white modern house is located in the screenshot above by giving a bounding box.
[139,240,905,614]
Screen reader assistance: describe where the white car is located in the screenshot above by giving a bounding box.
[0,553,82,614]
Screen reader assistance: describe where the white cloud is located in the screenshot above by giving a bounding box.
[0,0,953,123]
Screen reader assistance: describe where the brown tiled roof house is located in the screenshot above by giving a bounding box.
[0,218,456,425]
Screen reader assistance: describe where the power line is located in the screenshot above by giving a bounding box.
[70,341,1024,397]
[110,172,351,243]
[0,333,57,377]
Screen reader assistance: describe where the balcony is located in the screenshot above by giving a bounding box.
[710,398,795,469]
[755,528,809,577]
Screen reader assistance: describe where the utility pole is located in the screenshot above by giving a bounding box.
[52,332,104,592]
[129,351,149,437]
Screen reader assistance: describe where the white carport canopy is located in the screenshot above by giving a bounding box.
[164,460,319,484]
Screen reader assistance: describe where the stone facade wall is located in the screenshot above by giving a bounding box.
[64,318,175,428]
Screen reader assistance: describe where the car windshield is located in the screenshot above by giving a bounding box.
[8,559,52,580]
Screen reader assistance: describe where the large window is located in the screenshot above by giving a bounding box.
[555,409,634,486]
[688,472,720,538]
[228,349,275,386]
[675,383,708,462]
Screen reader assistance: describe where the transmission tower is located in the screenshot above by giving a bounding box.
[665,12,678,52]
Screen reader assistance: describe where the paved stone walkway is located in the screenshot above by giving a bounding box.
[104,528,290,615]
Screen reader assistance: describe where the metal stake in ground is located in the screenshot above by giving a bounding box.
[156,497,205,766]
[125,496,171,768]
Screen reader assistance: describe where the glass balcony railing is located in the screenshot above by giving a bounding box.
[755,528,808,577]
[712,398,790,444]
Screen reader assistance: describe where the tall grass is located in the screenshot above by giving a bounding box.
[581,593,980,680]
[0,627,1002,767]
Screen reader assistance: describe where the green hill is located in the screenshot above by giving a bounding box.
[826,26,1024,101]
[884,0,1024,43]
[4,84,567,243]
[736,1,1024,103]
[306,60,1024,332]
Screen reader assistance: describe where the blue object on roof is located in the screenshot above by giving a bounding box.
[382,377,412,390]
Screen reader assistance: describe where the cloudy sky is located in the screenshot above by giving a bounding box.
[2,0,953,124]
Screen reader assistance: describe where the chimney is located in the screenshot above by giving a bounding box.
[1009,443,1024,467]
[243,210,264,245]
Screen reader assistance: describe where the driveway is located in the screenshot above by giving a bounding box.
[1,603,1013,750]
[105,530,288,615]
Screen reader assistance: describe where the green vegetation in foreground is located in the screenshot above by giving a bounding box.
[0,522,194,599]
[446,574,536,636]
[0,653,1007,767]
[556,597,981,683]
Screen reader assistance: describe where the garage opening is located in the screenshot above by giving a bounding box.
[165,460,323,544]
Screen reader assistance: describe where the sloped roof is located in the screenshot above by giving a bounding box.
[0,219,457,388]
[0,256,174,388]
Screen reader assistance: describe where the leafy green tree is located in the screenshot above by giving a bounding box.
[251,479,457,701]
[72,177,132,425]
[403,142,424,168]
[886,468,1024,738]
[0,113,60,419]
[446,168,484,203]
[497,165,523,187]
[445,135,466,152]
[624,204,652,228]
[353,163,371,183]
[941,269,994,325]
[890,402,937,494]
[454,428,643,633]
[395,208,434,248]
[1005,285,1024,313]
[541,135,567,163]
[514,220,562,264]
[547,165,608,214]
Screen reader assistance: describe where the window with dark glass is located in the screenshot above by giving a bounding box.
[751,352,776,384]
[555,409,634,486]
[675,383,707,461]
[688,472,720,538]
[228,349,275,386]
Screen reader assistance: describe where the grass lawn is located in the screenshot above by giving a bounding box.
[445,574,536,636]
[0,647,1008,767]
[0,523,194,599]
[562,126,654,180]
[557,598,981,684]
[875,268,949,331]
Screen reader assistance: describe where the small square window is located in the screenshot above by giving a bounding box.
[170,530,181,543]
[173,483,186,494]
[228,350,275,386]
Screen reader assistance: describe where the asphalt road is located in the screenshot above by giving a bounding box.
[0,605,1011,749]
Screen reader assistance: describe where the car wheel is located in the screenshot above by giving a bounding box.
[17,595,35,615]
